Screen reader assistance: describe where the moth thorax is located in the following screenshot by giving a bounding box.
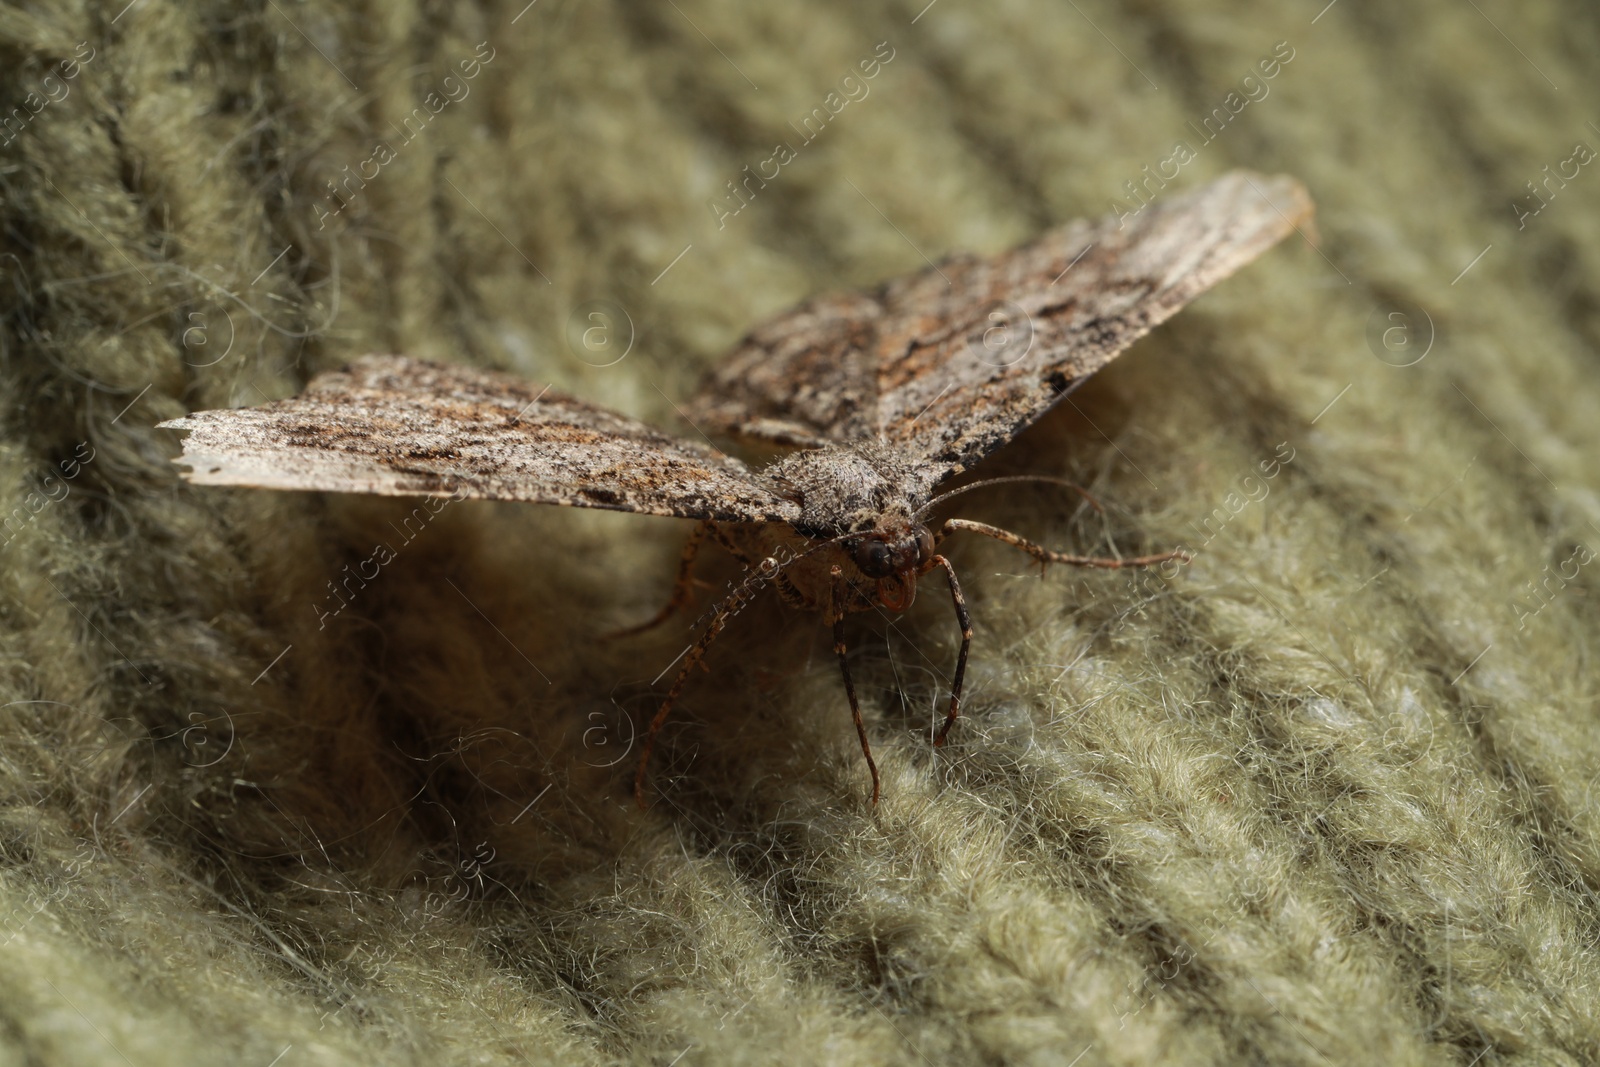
[767,441,931,538]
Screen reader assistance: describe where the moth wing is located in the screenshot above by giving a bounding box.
[161,356,800,523]
[688,287,885,450]
[689,170,1312,479]
[879,171,1313,477]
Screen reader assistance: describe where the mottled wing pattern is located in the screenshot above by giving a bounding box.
[689,288,885,449]
[161,356,800,522]
[883,172,1312,476]
[690,170,1313,481]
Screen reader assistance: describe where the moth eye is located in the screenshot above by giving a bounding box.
[854,539,895,578]
[916,528,935,559]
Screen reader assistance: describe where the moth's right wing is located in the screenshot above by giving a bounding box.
[161,356,801,523]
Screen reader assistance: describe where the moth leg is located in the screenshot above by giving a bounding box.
[930,556,973,748]
[608,520,712,639]
[705,524,809,607]
[829,565,881,805]
[938,518,1188,570]
[773,571,808,609]
[634,594,737,809]
[703,521,757,565]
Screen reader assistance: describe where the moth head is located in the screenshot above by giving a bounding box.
[851,524,935,579]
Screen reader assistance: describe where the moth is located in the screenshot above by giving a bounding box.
[161,170,1313,807]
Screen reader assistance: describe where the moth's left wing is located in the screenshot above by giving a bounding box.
[690,170,1313,481]
[880,171,1313,477]
[161,356,801,523]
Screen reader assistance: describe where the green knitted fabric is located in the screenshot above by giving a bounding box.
[3,2,1599,1064]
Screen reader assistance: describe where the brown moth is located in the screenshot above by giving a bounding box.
[161,170,1314,807]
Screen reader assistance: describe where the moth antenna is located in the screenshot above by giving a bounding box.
[938,517,1188,570]
[914,475,1103,522]
[759,526,874,575]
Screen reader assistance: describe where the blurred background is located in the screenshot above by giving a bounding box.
[1,2,1598,1064]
